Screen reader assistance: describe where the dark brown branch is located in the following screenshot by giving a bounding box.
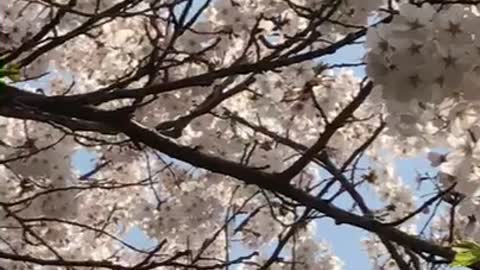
[279,81,373,182]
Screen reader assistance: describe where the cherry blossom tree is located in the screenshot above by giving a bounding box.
[3,0,480,269]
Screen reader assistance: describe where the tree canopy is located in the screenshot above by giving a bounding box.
[2,0,480,269]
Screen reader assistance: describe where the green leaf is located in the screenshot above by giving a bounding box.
[0,64,21,81]
[451,241,480,267]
